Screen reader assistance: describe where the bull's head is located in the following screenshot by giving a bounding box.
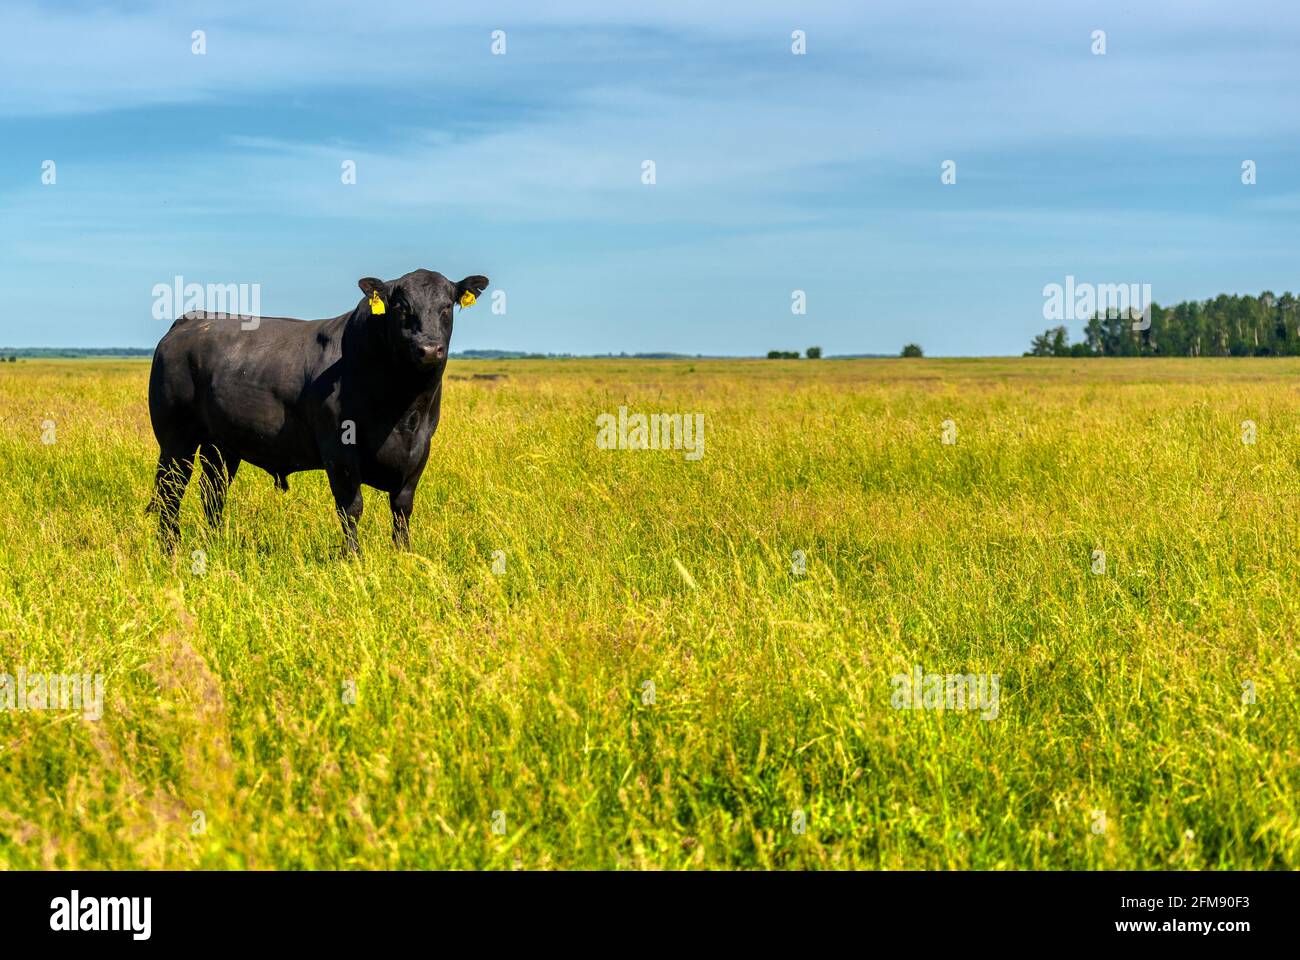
[358,269,489,369]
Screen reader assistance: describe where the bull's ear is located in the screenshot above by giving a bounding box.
[358,277,385,297]
[456,275,489,307]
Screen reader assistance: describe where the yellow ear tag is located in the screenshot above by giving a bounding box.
[458,291,476,308]
[368,291,385,315]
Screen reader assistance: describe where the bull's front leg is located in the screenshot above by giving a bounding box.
[326,464,364,556]
[389,487,415,550]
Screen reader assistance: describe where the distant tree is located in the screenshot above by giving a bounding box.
[901,343,923,358]
[1051,326,1068,356]
[767,350,800,359]
[806,346,822,359]
[1027,326,1071,357]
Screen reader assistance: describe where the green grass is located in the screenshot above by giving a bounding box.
[0,357,1297,869]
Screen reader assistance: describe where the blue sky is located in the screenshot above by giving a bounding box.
[2,0,1297,356]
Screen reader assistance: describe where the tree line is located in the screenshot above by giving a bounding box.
[1027,291,1299,357]
[767,347,822,358]
[765,345,924,358]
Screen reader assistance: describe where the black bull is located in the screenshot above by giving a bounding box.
[147,268,489,554]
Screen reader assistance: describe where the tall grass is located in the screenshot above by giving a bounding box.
[0,357,1296,868]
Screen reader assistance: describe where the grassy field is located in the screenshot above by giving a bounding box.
[0,356,1297,869]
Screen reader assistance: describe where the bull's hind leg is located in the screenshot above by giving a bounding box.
[198,443,240,528]
[152,445,197,551]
